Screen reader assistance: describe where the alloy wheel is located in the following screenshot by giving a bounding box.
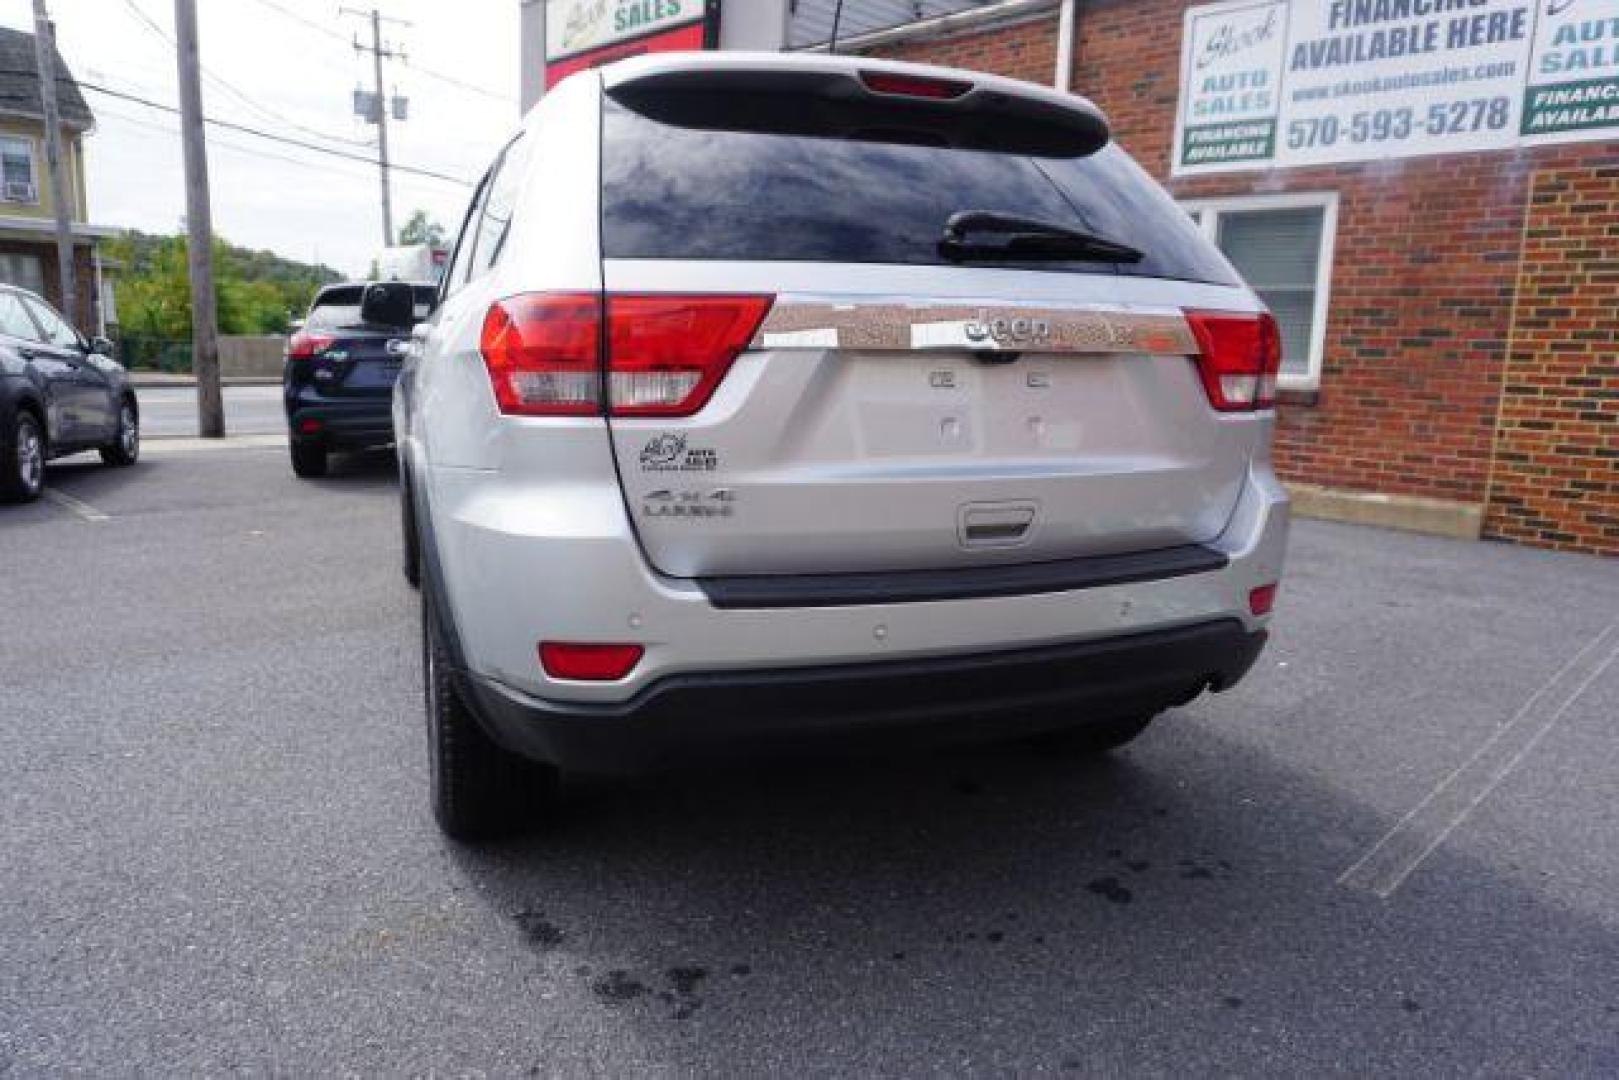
[17,418,43,494]
[120,404,139,459]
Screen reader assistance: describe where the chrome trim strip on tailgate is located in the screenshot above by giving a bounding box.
[751,298,1197,355]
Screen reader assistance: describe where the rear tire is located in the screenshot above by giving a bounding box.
[1,411,45,503]
[100,399,140,467]
[290,438,327,478]
[1025,712,1158,755]
[423,588,556,841]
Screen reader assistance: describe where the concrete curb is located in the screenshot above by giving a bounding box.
[141,433,288,453]
[130,374,282,388]
[1287,482,1485,541]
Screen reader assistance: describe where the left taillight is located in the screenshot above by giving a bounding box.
[478,293,773,418]
[1184,310,1282,412]
[286,331,335,360]
[479,293,603,416]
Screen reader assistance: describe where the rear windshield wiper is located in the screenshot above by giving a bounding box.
[939,211,1144,264]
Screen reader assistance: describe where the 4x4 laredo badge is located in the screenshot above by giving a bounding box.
[639,433,719,472]
[642,488,735,519]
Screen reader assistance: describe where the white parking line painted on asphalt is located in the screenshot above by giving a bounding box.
[42,489,111,523]
[1339,620,1619,899]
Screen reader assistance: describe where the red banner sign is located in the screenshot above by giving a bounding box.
[545,19,709,89]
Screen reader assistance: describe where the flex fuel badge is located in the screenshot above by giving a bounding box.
[639,433,718,473]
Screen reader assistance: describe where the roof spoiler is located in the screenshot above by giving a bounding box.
[602,53,1111,159]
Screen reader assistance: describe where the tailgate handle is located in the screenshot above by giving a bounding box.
[960,502,1037,549]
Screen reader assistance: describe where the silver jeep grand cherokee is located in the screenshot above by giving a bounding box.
[395,52,1289,840]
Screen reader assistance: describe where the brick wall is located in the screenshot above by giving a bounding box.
[870,12,1058,85]
[870,0,1619,555]
[1484,165,1619,555]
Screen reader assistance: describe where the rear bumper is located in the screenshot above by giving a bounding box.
[422,450,1290,706]
[288,398,394,450]
[461,619,1266,774]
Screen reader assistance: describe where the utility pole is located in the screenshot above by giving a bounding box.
[174,0,224,437]
[29,1,76,330]
[344,7,408,248]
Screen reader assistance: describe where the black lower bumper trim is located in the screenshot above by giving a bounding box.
[460,619,1266,775]
[289,403,393,450]
[697,544,1229,609]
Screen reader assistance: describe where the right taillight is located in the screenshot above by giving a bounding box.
[1184,310,1282,412]
[478,292,772,418]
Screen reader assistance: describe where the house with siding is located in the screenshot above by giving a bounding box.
[0,26,114,333]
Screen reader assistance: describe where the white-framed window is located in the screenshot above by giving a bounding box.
[0,252,45,297]
[1180,192,1338,391]
[0,136,38,204]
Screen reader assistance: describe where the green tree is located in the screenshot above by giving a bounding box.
[106,229,342,349]
[398,209,446,248]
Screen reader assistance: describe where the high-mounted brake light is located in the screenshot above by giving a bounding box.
[860,71,973,100]
[478,293,771,418]
[539,642,644,682]
[1184,310,1282,412]
[286,331,335,360]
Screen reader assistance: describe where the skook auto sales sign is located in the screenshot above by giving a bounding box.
[545,0,716,89]
[1173,0,1619,174]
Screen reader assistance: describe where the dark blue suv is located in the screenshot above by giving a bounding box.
[283,281,436,477]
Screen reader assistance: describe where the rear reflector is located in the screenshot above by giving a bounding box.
[286,331,335,360]
[1184,310,1282,412]
[1249,583,1278,617]
[859,71,973,100]
[539,642,644,682]
[478,293,771,418]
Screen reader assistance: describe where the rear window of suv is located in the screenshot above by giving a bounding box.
[307,285,439,329]
[600,96,1238,286]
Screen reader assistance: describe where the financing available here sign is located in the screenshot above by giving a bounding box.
[1173,0,1619,175]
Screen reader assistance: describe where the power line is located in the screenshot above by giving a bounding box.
[78,81,472,186]
[246,0,513,103]
[95,103,467,201]
[245,0,351,47]
[399,56,513,104]
[117,0,376,148]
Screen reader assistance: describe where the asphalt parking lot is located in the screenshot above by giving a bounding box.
[2,441,1616,1075]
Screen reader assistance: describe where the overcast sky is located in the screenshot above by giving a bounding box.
[0,0,521,277]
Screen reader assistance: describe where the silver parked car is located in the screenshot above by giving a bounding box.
[395,52,1290,840]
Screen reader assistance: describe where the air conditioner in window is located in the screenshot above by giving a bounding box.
[3,180,36,202]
